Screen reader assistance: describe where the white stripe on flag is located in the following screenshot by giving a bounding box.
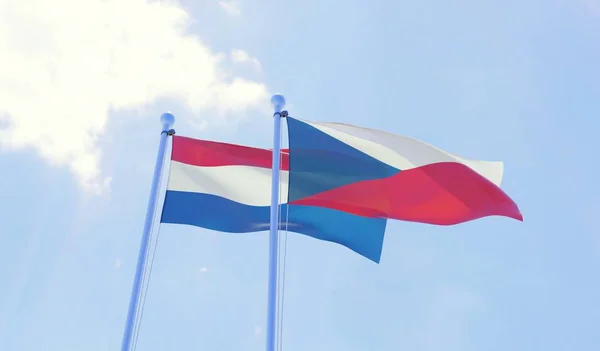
[167,161,290,206]
[303,120,504,186]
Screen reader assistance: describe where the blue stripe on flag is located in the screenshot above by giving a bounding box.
[161,190,387,262]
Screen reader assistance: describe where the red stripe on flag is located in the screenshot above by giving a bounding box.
[290,162,522,225]
[171,135,289,170]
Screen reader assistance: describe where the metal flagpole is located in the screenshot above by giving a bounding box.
[120,112,176,351]
[266,94,286,351]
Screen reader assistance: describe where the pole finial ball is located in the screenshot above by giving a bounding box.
[161,112,175,128]
[271,94,286,113]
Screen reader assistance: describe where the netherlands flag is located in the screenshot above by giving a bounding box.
[161,117,522,262]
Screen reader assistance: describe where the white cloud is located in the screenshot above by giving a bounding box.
[0,0,268,193]
[231,49,261,71]
[199,266,209,273]
[114,258,122,269]
[218,0,241,16]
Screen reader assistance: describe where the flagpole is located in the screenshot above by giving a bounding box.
[120,113,175,351]
[266,94,286,351]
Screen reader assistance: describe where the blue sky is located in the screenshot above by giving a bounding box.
[1,0,599,350]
